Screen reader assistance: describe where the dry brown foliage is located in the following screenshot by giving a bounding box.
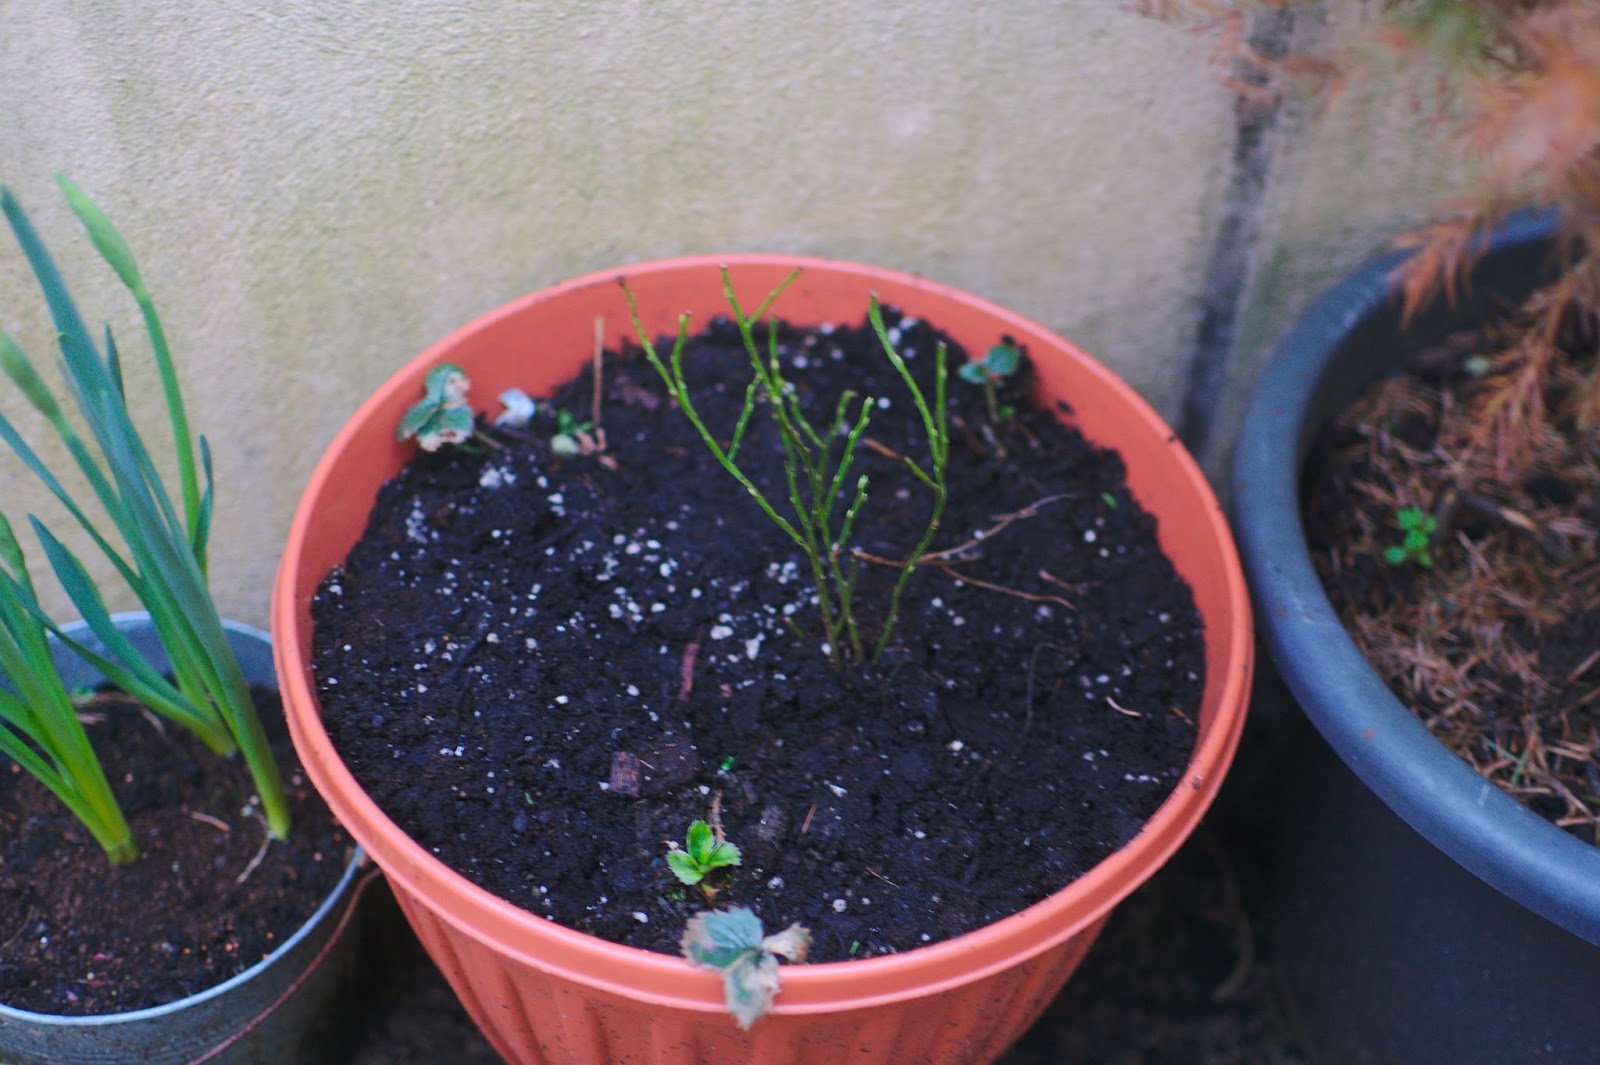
[1140,1,1600,837]
[1307,326,1600,841]
[1145,0,1600,455]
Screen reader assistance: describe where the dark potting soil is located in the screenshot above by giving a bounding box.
[0,686,352,1014]
[311,305,1205,962]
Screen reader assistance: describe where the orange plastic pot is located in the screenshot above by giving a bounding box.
[273,255,1253,1064]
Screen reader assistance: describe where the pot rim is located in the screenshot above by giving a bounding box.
[274,252,1254,1011]
[1231,212,1600,945]
[0,612,368,1026]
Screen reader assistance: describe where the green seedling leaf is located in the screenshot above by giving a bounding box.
[686,818,716,864]
[1383,505,1437,568]
[668,818,742,885]
[681,907,811,1029]
[396,401,436,443]
[984,341,1022,378]
[548,408,596,457]
[957,337,1023,427]
[423,362,469,405]
[398,363,473,450]
[682,904,764,966]
[957,360,991,385]
[667,848,705,885]
[959,341,1023,385]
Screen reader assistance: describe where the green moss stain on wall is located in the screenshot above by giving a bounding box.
[3,0,1257,619]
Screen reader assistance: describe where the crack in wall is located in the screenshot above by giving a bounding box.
[1176,6,1305,461]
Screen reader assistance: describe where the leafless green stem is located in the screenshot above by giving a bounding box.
[622,267,949,666]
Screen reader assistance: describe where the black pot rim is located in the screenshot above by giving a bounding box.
[1231,211,1600,945]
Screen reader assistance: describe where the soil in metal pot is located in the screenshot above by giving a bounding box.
[1305,310,1600,843]
[311,304,1204,961]
[0,685,352,1015]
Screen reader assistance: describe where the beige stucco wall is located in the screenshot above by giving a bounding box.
[0,0,1463,627]
[1204,3,1469,479]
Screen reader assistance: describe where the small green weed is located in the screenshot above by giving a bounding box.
[550,407,596,456]
[1383,505,1437,568]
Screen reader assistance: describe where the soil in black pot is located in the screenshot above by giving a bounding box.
[1305,315,1600,843]
[311,302,1204,962]
[0,685,352,1014]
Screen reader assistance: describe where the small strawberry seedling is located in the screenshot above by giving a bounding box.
[666,818,742,896]
[549,407,598,456]
[681,906,810,1028]
[397,363,475,451]
[958,339,1023,423]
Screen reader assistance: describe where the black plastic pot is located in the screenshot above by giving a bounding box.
[1233,214,1600,1065]
[0,614,371,1065]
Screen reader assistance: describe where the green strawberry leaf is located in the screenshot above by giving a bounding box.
[685,819,715,865]
[667,849,706,885]
[984,342,1021,378]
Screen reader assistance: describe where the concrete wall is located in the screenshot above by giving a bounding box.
[0,0,1459,626]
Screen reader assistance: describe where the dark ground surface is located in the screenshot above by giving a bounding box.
[340,671,1308,1065]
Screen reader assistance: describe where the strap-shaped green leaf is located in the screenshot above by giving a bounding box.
[105,323,126,400]
[57,172,147,300]
[193,435,214,572]
[0,367,137,589]
[0,185,115,433]
[0,332,68,426]
[26,517,225,744]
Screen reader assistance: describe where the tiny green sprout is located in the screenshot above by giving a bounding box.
[681,906,811,1029]
[398,362,475,451]
[1100,491,1118,510]
[667,819,742,890]
[848,939,861,957]
[958,339,1024,423]
[523,792,534,805]
[719,755,736,773]
[1383,505,1437,568]
[669,889,688,902]
[550,407,596,456]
